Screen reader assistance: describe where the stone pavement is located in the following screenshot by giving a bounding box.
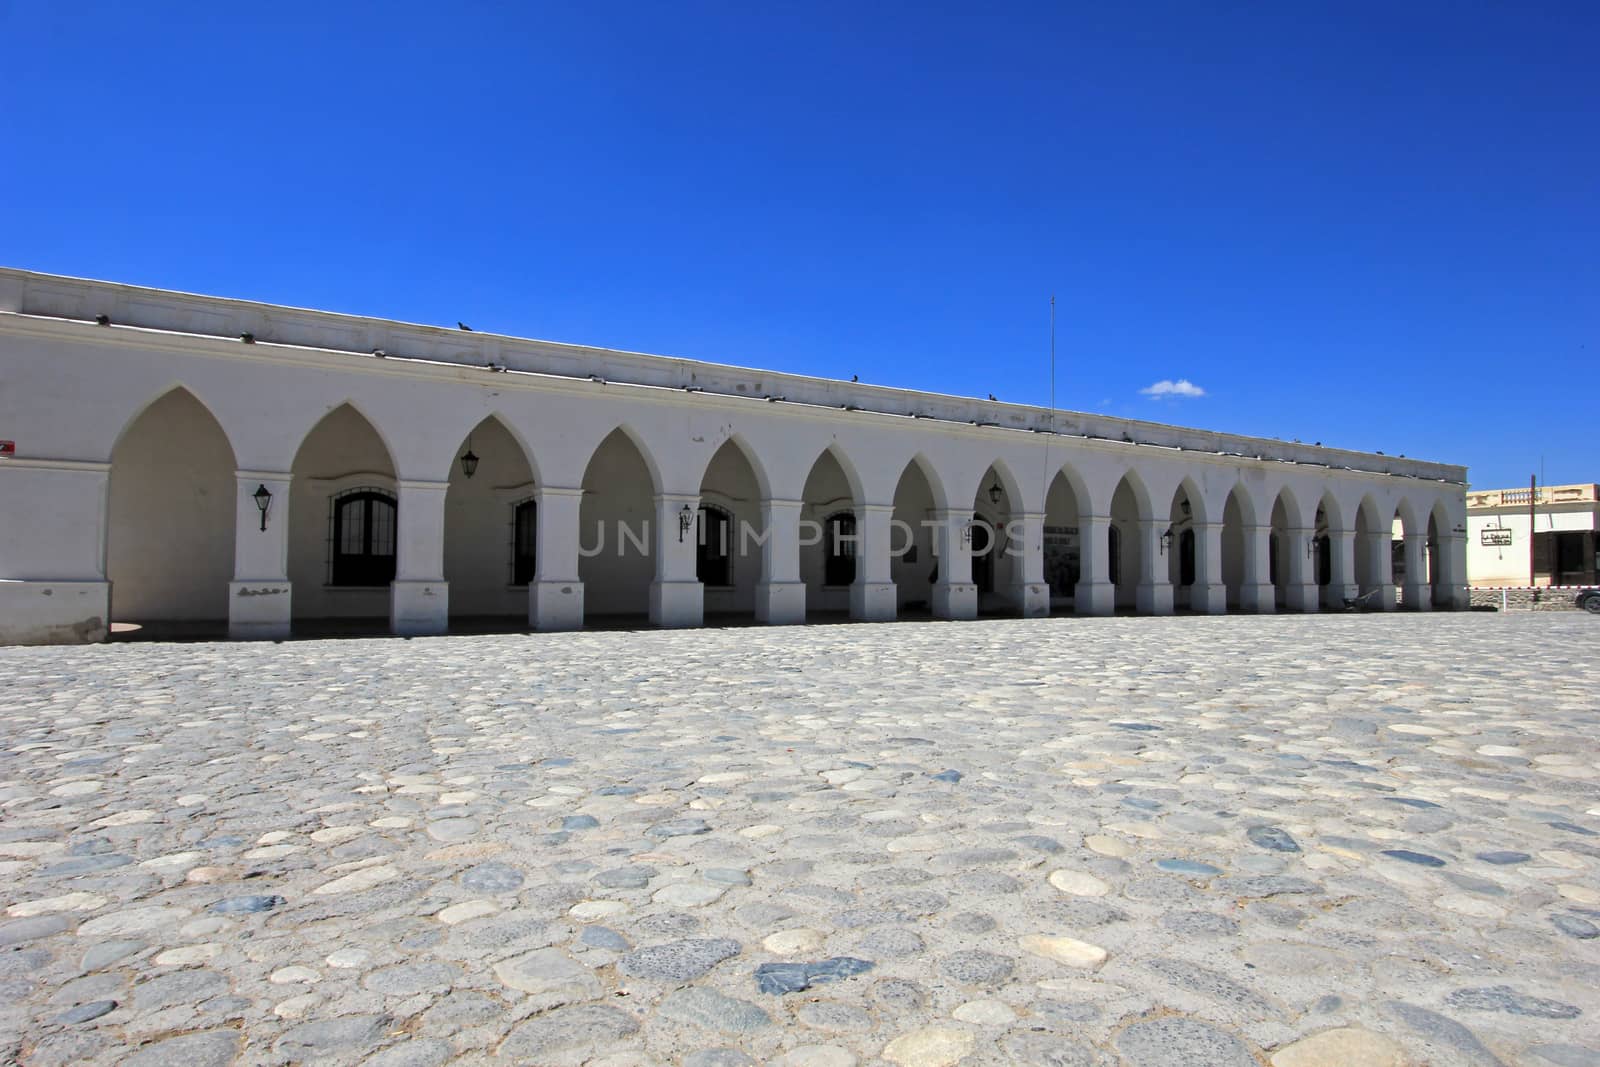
[1,613,1597,1067]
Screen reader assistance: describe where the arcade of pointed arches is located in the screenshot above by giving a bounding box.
[100,386,1464,638]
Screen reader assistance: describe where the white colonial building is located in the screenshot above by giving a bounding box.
[0,268,1469,645]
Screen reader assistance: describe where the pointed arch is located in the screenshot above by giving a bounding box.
[695,433,773,502]
[800,444,865,618]
[444,414,539,622]
[580,423,663,497]
[1043,463,1088,609]
[579,427,659,619]
[899,452,949,512]
[289,400,400,478]
[698,437,766,616]
[475,412,544,487]
[288,402,399,625]
[107,385,239,630]
[110,383,241,464]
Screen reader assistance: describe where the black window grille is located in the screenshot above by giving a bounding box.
[697,506,733,587]
[329,488,397,586]
[513,499,537,586]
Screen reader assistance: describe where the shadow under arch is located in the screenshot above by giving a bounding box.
[578,426,661,620]
[107,385,240,635]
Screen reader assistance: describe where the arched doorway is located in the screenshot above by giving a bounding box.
[1108,476,1143,611]
[698,440,763,621]
[799,448,860,620]
[288,404,398,634]
[1353,496,1393,608]
[107,388,237,637]
[1166,484,1197,611]
[1270,492,1293,610]
[444,416,537,631]
[890,459,940,615]
[1221,486,1250,611]
[1043,468,1085,614]
[579,428,658,622]
[971,463,1015,614]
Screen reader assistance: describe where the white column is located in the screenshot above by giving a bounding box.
[1008,512,1049,618]
[1369,531,1395,614]
[755,498,805,625]
[1191,522,1227,614]
[1238,523,1275,613]
[650,492,703,627]
[850,503,896,622]
[0,461,111,644]
[229,471,293,639]
[1401,531,1431,611]
[1439,532,1468,610]
[1135,519,1174,615]
[1324,529,1358,609]
[931,508,977,621]
[390,479,450,635]
[1075,515,1114,616]
[530,486,584,631]
[1282,527,1319,613]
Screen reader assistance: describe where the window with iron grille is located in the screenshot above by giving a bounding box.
[512,499,537,586]
[697,505,733,587]
[329,488,397,586]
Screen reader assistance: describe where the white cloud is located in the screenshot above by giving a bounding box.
[1140,378,1206,399]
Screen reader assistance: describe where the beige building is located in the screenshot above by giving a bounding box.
[1467,484,1600,587]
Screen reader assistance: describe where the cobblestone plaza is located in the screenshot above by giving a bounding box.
[2,614,1597,1066]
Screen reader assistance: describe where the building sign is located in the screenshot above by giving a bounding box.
[1481,527,1512,547]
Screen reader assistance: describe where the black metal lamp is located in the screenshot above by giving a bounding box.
[678,504,694,542]
[252,484,272,531]
[459,435,479,479]
[987,479,1003,505]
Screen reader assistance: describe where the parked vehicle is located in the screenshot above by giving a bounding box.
[1574,589,1600,613]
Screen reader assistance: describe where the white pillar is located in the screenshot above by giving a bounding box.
[1075,515,1114,616]
[1439,532,1468,610]
[1401,531,1431,611]
[755,498,806,625]
[390,479,450,635]
[1324,529,1357,609]
[1007,512,1050,618]
[850,503,896,622]
[1191,522,1227,614]
[1135,519,1173,615]
[1282,527,1319,613]
[931,509,977,621]
[229,471,293,639]
[1363,530,1396,610]
[0,461,111,644]
[530,486,584,631]
[650,492,703,627]
[1238,523,1275,613]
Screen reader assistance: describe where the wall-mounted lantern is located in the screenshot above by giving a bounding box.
[459,435,479,479]
[987,479,1003,506]
[679,503,694,542]
[252,484,273,531]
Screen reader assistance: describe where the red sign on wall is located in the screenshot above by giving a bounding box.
[0,441,13,456]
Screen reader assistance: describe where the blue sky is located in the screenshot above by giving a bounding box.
[3,3,1594,489]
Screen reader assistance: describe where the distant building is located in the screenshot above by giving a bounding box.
[1467,484,1600,587]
